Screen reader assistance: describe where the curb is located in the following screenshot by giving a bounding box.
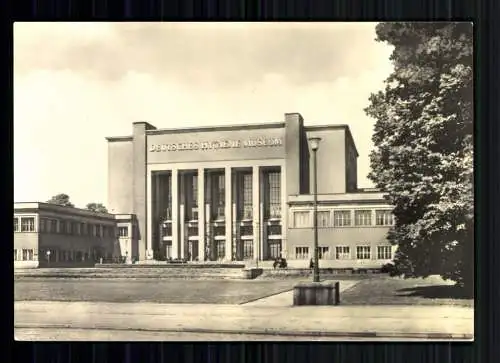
[14,324,473,340]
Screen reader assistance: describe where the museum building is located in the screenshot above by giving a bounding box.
[106,112,396,268]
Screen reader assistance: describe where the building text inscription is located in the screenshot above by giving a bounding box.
[149,137,283,152]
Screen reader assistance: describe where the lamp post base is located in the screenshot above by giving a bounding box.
[293,281,340,306]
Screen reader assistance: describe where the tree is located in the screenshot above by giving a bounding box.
[46,193,74,208]
[365,23,473,293]
[86,203,108,213]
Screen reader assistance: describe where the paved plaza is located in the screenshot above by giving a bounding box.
[14,274,474,341]
[15,300,473,341]
[15,284,473,341]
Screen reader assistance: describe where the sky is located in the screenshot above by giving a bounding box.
[14,22,394,209]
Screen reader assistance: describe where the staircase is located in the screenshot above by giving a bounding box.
[15,266,245,280]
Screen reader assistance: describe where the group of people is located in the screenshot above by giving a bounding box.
[273,257,316,269]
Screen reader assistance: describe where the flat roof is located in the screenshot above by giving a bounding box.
[105,121,359,156]
[288,191,390,206]
[14,202,117,219]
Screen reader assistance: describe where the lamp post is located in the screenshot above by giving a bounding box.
[309,137,321,283]
[46,250,51,268]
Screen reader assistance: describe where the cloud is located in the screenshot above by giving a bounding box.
[14,22,389,87]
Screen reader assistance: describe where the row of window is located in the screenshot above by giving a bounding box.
[14,249,111,262]
[13,216,131,238]
[292,209,394,228]
[13,217,36,232]
[14,249,35,261]
[294,245,393,260]
[156,171,282,222]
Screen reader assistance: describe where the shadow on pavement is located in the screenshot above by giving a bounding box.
[396,285,473,300]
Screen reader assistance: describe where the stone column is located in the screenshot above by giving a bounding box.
[205,173,212,261]
[225,167,233,261]
[280,164,287,258]
[179,172,185,259]
[197,168,205,261]
[232,203,237,260]
[259,170,266,260]
[205,203,211,261]
[260,203,265,260]
[171,168,179,259]
[252,166,260,262]
[180,204,185,259]
[146,170,153,259]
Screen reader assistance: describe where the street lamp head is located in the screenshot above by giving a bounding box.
[308,137,322,151]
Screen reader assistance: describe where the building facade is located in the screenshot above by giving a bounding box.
[14,202,137,268]
[106,112,395,268]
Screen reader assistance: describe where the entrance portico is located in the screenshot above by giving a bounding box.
[146,159,287,262]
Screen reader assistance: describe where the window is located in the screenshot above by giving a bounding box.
[293,211,310,228]
[377,246,392,260]
[165,243,172,259]
[376,210,394,226]
[355,210,372,226]
[14,218,18,232]
[318,246,329,259]
[73,222,80,235]
[66,221,72,234]
[356,246,371,260]
[166,174,173,213]
[81,223,88,236]
[268,171,281,218]
[336,246,350,260]
[93,225,100,237]
[102,226,107,237]
[118,226,128,237]
[48,219,57,233]
[14,249,18,261]
[215,240,225,260]
[217,173,225,206]
[268,225,281,236]
[191,207,199,221]
[40,218,46,233]
[108,226,115,238]
[316,211,331,228]
[212,173,225,219]
[334,211,351,227]
[243,240,253,259]
[161,223,172,237]
[21,217,35,232]
[59,220,66,234]
[22,249,34,261]
[268,240,282,259]
[295,247,309,259]
[241,173,253,219]
[192,174,198,206]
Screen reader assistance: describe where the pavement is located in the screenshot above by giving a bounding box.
[15,299,474,341]
[14,328,442,341]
